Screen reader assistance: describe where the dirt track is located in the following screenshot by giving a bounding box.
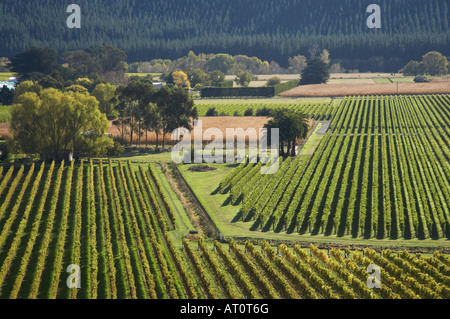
[280,82,450,97]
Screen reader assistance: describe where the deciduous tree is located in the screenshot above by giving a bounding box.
[401,61,424,76]
[188,69,208,88]
[235,70,252,87]
[320,49,330,65]
[172,71,191,88]
[208,70,226,87]
[11,88,113,161]
[422,51,448,76]
[288,55,307,74]
[207,54,236,74]
[92,83,119,120]
[12,81,42,104]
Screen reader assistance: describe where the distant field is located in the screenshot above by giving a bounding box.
[226,73,405,81]
[0,106,12,124]
[328,79,376,85]
[194,98,334,118]
[247,80,276,88]
[0,72,14,81]
[373,77,415,84]
[330,73,404,79]
[126,73,162,79]
[0,122,10,137]
[281,82,450,97]
[225,75,299,88]
[224,73,430,88]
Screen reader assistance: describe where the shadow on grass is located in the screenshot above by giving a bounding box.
[250,219,261,231]
[261,217,274,233]
[225,163,240,169]
[232,195,243,206]
[231,211,243,223]
[243,210,255,222]
[274,221,286,233]
[211,186,221,195]
[110,147,173,158]
[221,195,232,207]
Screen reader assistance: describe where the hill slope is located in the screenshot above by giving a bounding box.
[0,0,449,69]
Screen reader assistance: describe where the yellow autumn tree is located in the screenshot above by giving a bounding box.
[11,88,113,161]
[172,71,191,88]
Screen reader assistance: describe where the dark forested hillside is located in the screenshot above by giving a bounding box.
[0,0,449,70]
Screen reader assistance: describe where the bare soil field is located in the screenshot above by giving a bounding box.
[2,116,313,144]
[0,122,10,137]
[280,82,450,98]
[225,73,432,87]
[431,77,450,83]
[107,116,271,144]
[327,78,376,85]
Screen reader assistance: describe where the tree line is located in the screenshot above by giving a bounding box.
[159,50,331,90]
[5,45,198,161]
[400,51,449,76]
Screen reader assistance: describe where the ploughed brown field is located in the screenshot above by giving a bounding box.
[280,81,450,97]
[0,117,270,141]
[108,116,272,144]
[0,122,9,138]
